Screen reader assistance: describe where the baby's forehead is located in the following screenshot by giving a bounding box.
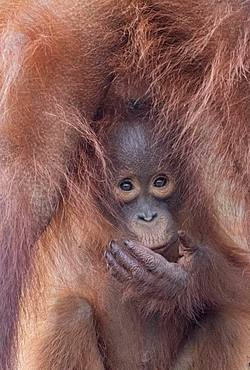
[115,124,149,157]
[108,123,164,173]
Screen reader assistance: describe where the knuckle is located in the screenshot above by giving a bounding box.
[131,265,143,277]
[145,255,156,269]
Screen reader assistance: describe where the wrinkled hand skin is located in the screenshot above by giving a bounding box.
[104,231,194,314]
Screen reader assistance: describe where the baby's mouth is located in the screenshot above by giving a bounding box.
[150,233,179,253]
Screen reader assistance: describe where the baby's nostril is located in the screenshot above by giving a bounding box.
[138,212,157,222]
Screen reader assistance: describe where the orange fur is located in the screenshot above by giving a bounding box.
[0,1,249,369]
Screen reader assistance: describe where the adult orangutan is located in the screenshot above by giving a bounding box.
[0,0,249,370]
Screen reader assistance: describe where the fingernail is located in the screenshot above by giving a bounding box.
[109,240,114,250]
[125,240,134,247]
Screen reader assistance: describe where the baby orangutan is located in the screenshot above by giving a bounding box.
[103,120,250,369]
[30,120,249,370]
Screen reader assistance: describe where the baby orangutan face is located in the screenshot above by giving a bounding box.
[106,121,181,259]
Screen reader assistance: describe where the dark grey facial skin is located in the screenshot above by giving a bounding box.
[107,122,179,253]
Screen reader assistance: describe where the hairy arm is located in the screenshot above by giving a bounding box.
[32,296,105,370]
[0,1,115,368]
[105,232,250,318]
